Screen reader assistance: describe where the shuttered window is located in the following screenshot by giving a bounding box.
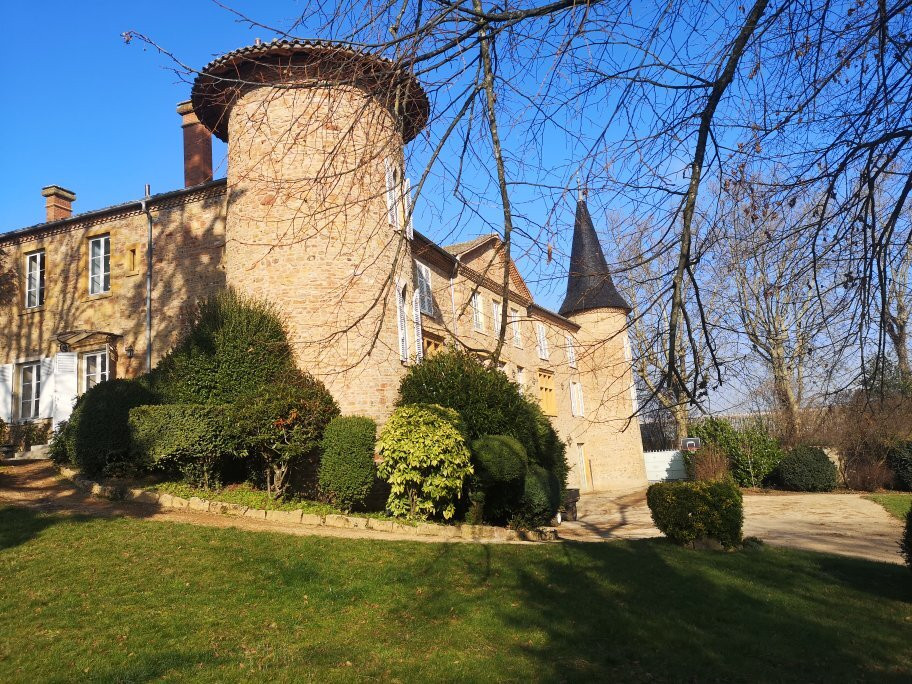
[538,370,556,416]
[510,308,522,347]
[472,292,485,332]
[570,381,585,417]
[492,299,503,336]
[412,290,424,362]
[385,159,400,230]
[566,334,577,368]
[19,362,40,420]
[396,283,409,362]
[536,322,549,360]
[416,261,434,314]
[515,366,525,395]
[25,250,45,309]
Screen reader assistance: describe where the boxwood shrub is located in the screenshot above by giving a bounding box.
[376,404,473,520]
[319,416,378,512]
[129,404,236,487]
[68,379,159,477]
[470,435,527,524]
[779,446,837,492]
[646,479,743,548]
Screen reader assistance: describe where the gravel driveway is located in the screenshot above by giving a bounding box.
[560,486,907,564]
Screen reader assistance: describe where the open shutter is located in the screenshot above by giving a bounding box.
[413,289,424,363]
[52,352,78,428]
[38,357,55,420]
[403,178,414,240]
[385,159,400,230]
[0,364,12,423]
[395,283,408,362]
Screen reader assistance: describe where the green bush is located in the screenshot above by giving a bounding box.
[887,442,912,491]
[510,464,560,529]
[69,379,159,477]
[646,479,744,548]
[398,349,568,505]
[231,375,339,498]
[690,418,783,487]
[319,416,378,512]
[0,416,6,445]
[129,405,236,487]
[779,446,837,492]
[149,289,298,405]
[48,422,70,464]
[902,507,912,571]
[376,404,473,520]
[470,435,527,524]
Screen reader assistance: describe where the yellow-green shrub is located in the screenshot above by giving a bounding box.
[646,479,743,548]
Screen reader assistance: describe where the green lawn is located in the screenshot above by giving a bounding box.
[0,508,909,683]
[866,492,912,520]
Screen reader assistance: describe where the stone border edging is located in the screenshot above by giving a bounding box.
[57,467,558,543]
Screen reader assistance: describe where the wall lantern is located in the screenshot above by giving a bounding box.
[125,345,135,359]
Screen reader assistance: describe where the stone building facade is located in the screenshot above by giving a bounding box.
[0,40,645,490]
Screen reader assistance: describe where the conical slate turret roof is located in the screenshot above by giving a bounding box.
[558,198,630,316]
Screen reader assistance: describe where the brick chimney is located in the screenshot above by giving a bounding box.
[177,100,213,187]
[41,185,76,222]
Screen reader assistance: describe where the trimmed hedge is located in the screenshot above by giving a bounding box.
[148,289,298,405]
[470,435,527,524]
[779,446,837,492]
[67,379,159,477]
[376,404,473,520]
[319,416,378,512]
[902,507,912,571]
[129,404,236,487]
[646,479,743,548]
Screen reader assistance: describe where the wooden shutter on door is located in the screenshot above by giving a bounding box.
[38,357,55,420]
[52,352,78,428]
[413,289,423,363]
[0,364,12,423]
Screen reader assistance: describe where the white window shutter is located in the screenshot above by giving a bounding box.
[578,383,585,417]
[566,334,577,368]
[385,159,400,230]
[0,364,12,423]
[52,352,78,428]
[412,289,424,362]
[403,177,414,240]
[38,357,55,420]
[395,284,408,362]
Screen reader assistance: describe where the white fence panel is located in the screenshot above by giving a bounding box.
[644,449,688,482]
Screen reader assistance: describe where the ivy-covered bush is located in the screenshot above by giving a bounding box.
[470,435,527,524]
[376,404,473,520]
[129,405,236,487]
[690,418,783,487]
[319,416,378,511]
[398,349,568,513]
[230,375,339,498]
[778,446,837,492]
[148,289,298,405]
[902,507,912,571]
[683,444,729,481]
[887,442,912,491]
[68,379,159,477]
[646,479,743,548]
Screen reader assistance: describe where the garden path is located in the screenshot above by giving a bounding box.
[561,486,906,564]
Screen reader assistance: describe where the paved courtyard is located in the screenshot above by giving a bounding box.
[560,486,907,564]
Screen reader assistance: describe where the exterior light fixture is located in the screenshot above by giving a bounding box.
[125,345,135,359]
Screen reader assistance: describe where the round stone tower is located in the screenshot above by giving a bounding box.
[191,39,429,419]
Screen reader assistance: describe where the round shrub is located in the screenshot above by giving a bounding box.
[231,374,339,498]
[510,464,559,529]
[149,289,298,405]
[779,446,837,492]
[646,479,743,548]
[902,507,912,571]
[319,416,378,511]
[376,404,473,520]
[470,435,527,523]
[69,379,159,477]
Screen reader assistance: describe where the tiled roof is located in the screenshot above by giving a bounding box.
[191,38,430,143]
[442,234,498,256]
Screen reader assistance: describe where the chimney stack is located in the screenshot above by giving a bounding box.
[41,185,76,222]
[176,100,213,187]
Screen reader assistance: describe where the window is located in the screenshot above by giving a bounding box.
[472,291,485,332]
[515,366,525,394]
[492,299,503,336]
[566,334,577,369]
[19,362,40,420]
[510,307,523,347]
[385,159,401,230]
[89,235,111,295]
[537,370,556,416]
[415,261,434,314]
[24,250,45,309]
[83,350,109,392]
[497,361,508,375]
[570,381,585,417]
[623,333,632,362]
[536,322,549,360]
[395,282,409,362]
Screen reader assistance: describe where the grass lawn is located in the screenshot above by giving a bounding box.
[866,492,912,520]
[0,508,910,683]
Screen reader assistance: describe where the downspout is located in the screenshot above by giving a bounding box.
[141,184,153,373]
